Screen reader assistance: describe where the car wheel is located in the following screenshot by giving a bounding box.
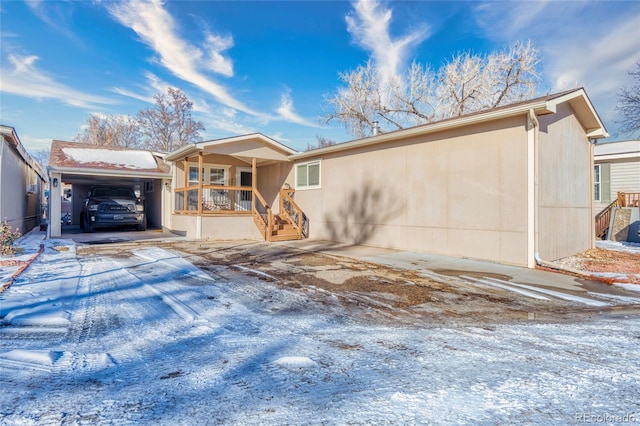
[82,213,94,233]
[137,216,147,231]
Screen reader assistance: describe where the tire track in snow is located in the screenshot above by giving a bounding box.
[461,275,609,306]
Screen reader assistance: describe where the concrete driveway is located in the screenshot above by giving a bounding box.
[281,239,640,307]
[60,225,185,245]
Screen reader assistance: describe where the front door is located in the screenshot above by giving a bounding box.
[237,168,252,211]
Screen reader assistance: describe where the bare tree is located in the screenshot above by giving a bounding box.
[616,58,640,138]
[30,148,50,169]
[306,135,337,151]
[325,41,540,139]
[74,114,142,148]
[137,87,205,153]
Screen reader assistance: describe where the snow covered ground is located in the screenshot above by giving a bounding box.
[1,233,639,425]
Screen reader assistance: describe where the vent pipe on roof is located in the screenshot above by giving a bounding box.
[371,121,379,136]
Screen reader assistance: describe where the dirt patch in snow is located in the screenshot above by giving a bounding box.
[77,240,636,325]
[555,248,640,282]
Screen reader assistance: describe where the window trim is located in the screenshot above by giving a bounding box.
[295,160,321,190]
[594,164,601,202]
[188,163,229,186]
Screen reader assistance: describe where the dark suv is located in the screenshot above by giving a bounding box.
[81,186,146,232]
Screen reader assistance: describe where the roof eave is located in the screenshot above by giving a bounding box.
[291,100,553,160]
[48,166,172,179]
[165,144,200,161]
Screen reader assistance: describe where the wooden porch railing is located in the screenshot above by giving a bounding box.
[619,192,640,207]
[252,188,273,242]
[172,184,305,242]
[174,185,253,215]
[280,188,309,238]
[595,192,640,239]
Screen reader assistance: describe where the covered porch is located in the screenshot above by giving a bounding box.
[165,134,307,241]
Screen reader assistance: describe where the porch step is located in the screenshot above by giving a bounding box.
[270,232,302,242]
[269,215,301,241]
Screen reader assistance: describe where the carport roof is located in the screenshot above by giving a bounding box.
[49,141,172,178]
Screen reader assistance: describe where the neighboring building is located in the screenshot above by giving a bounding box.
[47,88,608,268]
[593,140,640,241]
[0,125,47,235]
[593,140,640,212]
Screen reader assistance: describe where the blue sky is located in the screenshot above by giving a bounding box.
[1,0,639,154]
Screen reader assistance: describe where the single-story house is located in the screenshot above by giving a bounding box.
[288,88,607,267]
[0,125,47,234]
[47,88,608,268]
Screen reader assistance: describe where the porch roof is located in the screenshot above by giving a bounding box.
[166,133,298,165]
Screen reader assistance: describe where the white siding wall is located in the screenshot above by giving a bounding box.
[611,161,640,195]
[594,159,640,212]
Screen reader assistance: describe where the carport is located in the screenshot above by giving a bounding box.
[47,141,172,238]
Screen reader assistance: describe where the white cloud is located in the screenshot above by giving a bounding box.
[276,89,321,128]
[25,0,82,42]
[19,135,52,153]
[203,33,235,76]
[473,0,640,135]
[346,0,430,84]
[545,14,640,129]
[474,0,555,40]
[0,54,115,108]
[112,71,169,104]
[107,0,261,117]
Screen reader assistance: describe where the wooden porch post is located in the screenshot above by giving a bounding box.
[197,152,203,215]
[251,158,257,212]
[183,158,188,188]
[183,158,189,212]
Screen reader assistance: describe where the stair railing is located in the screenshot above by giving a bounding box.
[595,199,618,240]
[280,188,308,239]
[252,188,273,242]
[619,192,640,208]
[595,192,640,240]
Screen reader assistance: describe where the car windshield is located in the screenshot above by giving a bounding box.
[92,188,136,198]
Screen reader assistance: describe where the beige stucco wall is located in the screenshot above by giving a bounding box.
[1,140,43,234]
[170,213,262,240]
[257,162,293,208]
[142,180,163,229]
[290,116,531,266]
[537,103,593,261]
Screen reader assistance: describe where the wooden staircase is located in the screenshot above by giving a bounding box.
[252,188,307,242]
[270,215,303,241]
[595,192,640,239]
[252,213,302,242]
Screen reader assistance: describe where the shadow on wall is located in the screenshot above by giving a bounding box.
[324,184,402,245]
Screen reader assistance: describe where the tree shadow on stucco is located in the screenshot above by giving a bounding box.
[324,183,403,245]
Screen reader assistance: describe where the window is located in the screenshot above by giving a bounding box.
[188,166,203,186]
[209,167,226,186]
[188,165,227,186]
[594,164,601,202]
[295,160,321,189]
